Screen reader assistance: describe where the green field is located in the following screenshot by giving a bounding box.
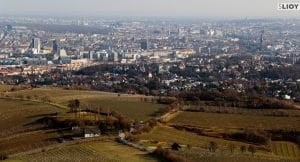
[6,88,167,121]
[10,139,159,162]
[170,111,300,131]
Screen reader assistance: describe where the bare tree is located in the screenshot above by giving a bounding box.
[248,145,257,156]
[240,145,246,153]
[229,144,236,153]
[68,99,80,112]
[208,141,218,152]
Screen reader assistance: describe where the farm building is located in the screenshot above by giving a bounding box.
[84,128,101,138]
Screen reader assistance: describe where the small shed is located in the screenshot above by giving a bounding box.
[84,128,101,138]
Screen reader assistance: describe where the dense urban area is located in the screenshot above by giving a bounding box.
[0,17,299,101]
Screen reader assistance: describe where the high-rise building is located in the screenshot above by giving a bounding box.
[32,38,41,54]
[52,39,60,55]
[113,51,119,62]
[259,30,264,51]
[140,39,148,50]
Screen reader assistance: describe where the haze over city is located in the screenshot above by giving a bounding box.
[0,0,300,18]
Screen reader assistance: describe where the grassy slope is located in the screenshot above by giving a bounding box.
[0,130,60,155]
[138,126,300,161]
[0,87,166,156]
[0,98,64,137]
[139,126,253,149]
[170,111,300,131]
[7,88,167,121]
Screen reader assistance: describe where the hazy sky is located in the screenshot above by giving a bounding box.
[0,0,299,18]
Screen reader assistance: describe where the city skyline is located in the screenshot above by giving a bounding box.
[0,0,300,19]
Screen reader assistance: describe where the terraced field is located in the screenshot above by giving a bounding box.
[11,140,158,162]
[271,141,300,159]
[180,147,300,162]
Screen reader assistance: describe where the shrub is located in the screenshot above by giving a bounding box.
[153,147,185,162]
[229,130,270,145]
[126,134,139,142]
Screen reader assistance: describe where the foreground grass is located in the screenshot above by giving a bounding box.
[10,139,159,162]
[0,130,61,155]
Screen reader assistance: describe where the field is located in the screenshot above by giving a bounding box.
[167,111,300,161]
[0,87,168,157]
[0,130,60,155]
[170,111,300,131]
[0,85,13,92]
[9,139,159,162]
[1,86,299,162]
[0,98,65,138]
[271,142,300,159]
[0,97,65,155]
[138,126,248,148]
[6,87,167,121]
[138,126,300,162]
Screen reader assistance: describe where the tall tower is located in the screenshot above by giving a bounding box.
[52,39,60,55]
[292,53,296,64]
[32,38,41,54]
[259,30,264,51]
[141,39,148,50]
[112,49,119,62]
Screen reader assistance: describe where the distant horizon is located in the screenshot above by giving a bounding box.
[1,13,299,21]
[1,0,300,19]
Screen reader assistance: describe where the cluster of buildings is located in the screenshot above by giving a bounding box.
[0,17,300,101]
